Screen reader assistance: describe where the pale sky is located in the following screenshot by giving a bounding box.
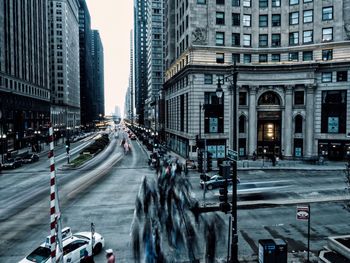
[86,0,133,117]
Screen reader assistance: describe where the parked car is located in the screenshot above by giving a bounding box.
[130,134,137,140]
[19,227,105,263]
[200,175,233,190]
[2,158,22,169]
[22,154,40,164]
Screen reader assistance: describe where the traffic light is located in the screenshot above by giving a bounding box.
[207,152,212,171]
[219,181,230,213]
[198,151,203,173]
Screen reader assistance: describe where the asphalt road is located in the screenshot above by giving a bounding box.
[1,132,350,262]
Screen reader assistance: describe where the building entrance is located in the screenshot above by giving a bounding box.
[257,111,281,157]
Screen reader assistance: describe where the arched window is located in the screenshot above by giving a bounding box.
[258,91,281,105]
[239,115,246,133]
[295,115,303,133]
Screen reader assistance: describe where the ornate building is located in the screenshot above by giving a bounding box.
[164,0,350,162]
[0,0,50,152]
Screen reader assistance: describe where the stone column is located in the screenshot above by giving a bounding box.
[305,84,316,157]
[284,85,293,158]
[248,86,257,156]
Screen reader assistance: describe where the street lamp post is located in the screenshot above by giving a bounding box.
[1,134,7,164]
[217,62,239,263]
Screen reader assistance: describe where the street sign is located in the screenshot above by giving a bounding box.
[227,149,238,161]
[296,205,309,221]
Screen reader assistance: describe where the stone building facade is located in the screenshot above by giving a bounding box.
[0,0,50,152]
[164,0,350,162]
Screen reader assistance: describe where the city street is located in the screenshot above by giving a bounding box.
[0,133,350,262]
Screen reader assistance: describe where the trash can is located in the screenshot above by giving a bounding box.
[259,239,276,263]
[258,239,288,263]
[274,239,287,263]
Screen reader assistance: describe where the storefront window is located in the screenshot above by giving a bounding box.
[321,90,347,133]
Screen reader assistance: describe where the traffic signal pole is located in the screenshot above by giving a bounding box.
[230,63,239,263]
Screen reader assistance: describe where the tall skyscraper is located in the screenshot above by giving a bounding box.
[129,30,135,123]
[145,0,165,131]
[91,30,105,120]
[164,0,350,161]
[0,0,50,152]
[134,0,148,125]
[78,0,94,127]
[49,0,81,133]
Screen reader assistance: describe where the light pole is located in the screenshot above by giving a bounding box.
[217,61,239,263]
[1,134,7,164]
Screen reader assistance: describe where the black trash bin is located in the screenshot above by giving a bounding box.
[258,239,276,263]
[274,239,287,263]
[258,239,288,263]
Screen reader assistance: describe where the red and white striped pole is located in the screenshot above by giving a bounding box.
[48,124,63,262]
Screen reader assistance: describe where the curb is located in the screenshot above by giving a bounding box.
[238,166,345,171]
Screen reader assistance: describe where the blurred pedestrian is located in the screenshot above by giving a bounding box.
[106,249,115,263]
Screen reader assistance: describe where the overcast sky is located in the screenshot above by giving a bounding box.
[85,0,133,116]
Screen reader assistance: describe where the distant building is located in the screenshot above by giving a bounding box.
[79,0,94,127]
[114,106,121,119]
[0,0,50,152]
[124,86,132,120]
[49,0,81,134]
[91,30,105,121]
[134,0,148,125]
[164,0,350,161]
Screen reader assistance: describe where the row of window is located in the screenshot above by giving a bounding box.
[217,28,333,47]
[204,70,348,86]
[199,0,319,7]
[215,49,333,64]
[321,71,348,83]
[217,7,333,28]
[0,77,50,99]
[204,89,347,136]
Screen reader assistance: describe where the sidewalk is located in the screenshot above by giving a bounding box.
[145,145,346,172]
[15,138,66,158]
[237,158,346,171]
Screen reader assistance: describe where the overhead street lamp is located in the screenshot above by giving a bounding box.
[216,61,239,263]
